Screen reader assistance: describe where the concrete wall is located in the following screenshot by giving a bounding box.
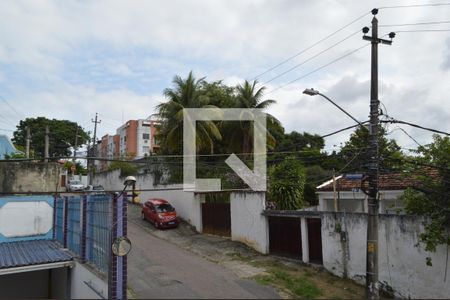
[318,190,405,213]
[230,192,269,254]
[70,261,108,299]
[322,212,450,299]
[0,162,64,193]
[93,170,200,230]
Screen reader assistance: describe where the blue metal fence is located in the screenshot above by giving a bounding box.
[55,197,64,244]
[53,194,112,275]
[67,196,81,256]
[86,194,111,274]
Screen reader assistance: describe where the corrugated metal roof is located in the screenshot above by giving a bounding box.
[0,240,73,269]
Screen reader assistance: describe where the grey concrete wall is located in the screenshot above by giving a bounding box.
[70,261,108,299]
[0,162,63,193]
[322,212,450,299]
[93,170,200,230]
[230,192,269,254]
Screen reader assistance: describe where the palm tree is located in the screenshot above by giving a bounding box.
[222,80,279,154]
[156,72,222,154]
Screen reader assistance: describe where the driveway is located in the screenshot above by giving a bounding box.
[127,205,280,299]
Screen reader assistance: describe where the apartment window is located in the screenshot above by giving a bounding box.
[142,133,150,140]
[143,146,150,153]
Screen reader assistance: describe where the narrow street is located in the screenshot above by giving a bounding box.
[127,213,281,299]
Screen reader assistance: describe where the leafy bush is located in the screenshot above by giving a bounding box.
[268,156,306,210]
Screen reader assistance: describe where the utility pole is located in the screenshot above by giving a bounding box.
[73,126,79,162]
[362,9,395,299]
[25,126,30,159]
[44,125,49,163]
[90,113,101,184]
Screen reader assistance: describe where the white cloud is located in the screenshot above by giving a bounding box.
[0,0,448,153]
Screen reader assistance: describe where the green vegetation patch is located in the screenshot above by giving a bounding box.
[255,270,322,299]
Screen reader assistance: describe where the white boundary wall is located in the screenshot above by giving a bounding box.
[93,171,201,231]
[230,192,268,254]
[70,261,108,299]
[322,212,450,299]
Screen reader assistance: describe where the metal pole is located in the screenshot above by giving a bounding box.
[44,125,49,162]
[74,126,79,162]
[318,92,366,129]
[361,9,394,298]
[25,126,30,159]
[90,113,101,185]
[366,14,380,299]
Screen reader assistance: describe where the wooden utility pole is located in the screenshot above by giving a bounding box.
[25,126,30,159]
[333,171,338,212]
[73,126,79,161]
[362,9,395,299]
[44,125,49,163]
[90,113,101,184]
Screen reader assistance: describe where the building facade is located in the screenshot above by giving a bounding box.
[95,118,160,172]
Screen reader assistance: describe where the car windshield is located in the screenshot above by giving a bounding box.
[71,181,81,185]
[155,204,174,213]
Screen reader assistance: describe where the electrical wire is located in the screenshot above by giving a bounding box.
[395,29,450,33]
[267,43,370,95]
[378,3,450,9]
[262,30,361,85]
[380,20,450,27]
[387,126,422,147]
[381,118,450,136]
[0,94,23,119]
[252,11,370,80]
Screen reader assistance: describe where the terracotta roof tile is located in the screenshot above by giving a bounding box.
[316,170,437,192]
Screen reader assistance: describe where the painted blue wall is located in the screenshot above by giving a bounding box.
[0,195,54,243]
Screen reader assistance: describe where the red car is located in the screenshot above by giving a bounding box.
[141,198,180,229]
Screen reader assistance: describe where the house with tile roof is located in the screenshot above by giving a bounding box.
[316,172,419,214]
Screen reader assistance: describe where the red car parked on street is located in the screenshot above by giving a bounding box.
[141,198,180,229]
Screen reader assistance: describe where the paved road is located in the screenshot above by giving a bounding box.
[127,220,280,299]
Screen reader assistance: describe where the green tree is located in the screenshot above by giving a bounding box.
[221,80,278,154]
[268,156,307,210]
[12,117,89,158]
[108,160,138,178]
[339,126,403,173]
[156,72,222,154]
[63,160,87,176]
[402,135,450,265]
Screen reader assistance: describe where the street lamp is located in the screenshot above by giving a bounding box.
[303,88,367,130]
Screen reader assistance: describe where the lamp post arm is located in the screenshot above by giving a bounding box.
[318,92,367,129]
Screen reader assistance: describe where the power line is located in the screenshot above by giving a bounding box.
[395,29,450,33]
[0,128,14,132]
[262,30,361,85]
[378,3,450,9]
[251,11,370,80]
[380,20,450,27]
[267,43,370,94]
[387,126,422,147]
[320,122,369,138]
[381,118,450,136]
[0,94,23,119]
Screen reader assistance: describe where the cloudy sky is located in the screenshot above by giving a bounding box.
[0,0,449,153]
